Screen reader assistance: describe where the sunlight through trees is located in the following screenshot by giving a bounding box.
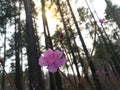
[0,0,120,90]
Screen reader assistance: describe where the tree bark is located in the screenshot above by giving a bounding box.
[23,0,42,89]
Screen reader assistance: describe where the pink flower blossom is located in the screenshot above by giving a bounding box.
[39,48,66,73]
[99,19,105,24]
[95,70,100,75]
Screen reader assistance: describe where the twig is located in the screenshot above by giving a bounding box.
[58,69,76,88]
[0,61,17,90]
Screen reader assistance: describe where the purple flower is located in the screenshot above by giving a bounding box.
[99,19,105,25]
[95,70,100,75]
[39,48,66,73]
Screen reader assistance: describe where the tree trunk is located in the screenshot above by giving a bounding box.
[23,0,42,89]
[2,25,6,90]
[14,1,23,89]
[66,0,102,90]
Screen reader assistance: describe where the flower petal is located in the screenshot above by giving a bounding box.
[56,58,66,67]
[39,57,48,66]
[47,64,58,73]
[44,48,53,57]
[54,50,63,58]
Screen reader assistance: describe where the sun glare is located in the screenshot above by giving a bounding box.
[45,3,58,19]
[33,0,60,36]
[45,10,53,18]
[45,8,60,35]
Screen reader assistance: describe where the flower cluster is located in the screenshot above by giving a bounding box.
[39,48,66,73]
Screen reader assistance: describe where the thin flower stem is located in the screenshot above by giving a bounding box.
[58,69,76,89]
[4,70,17,90]
[60,42,78,88]
[1,62,17,90]
[90,22,97,57]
